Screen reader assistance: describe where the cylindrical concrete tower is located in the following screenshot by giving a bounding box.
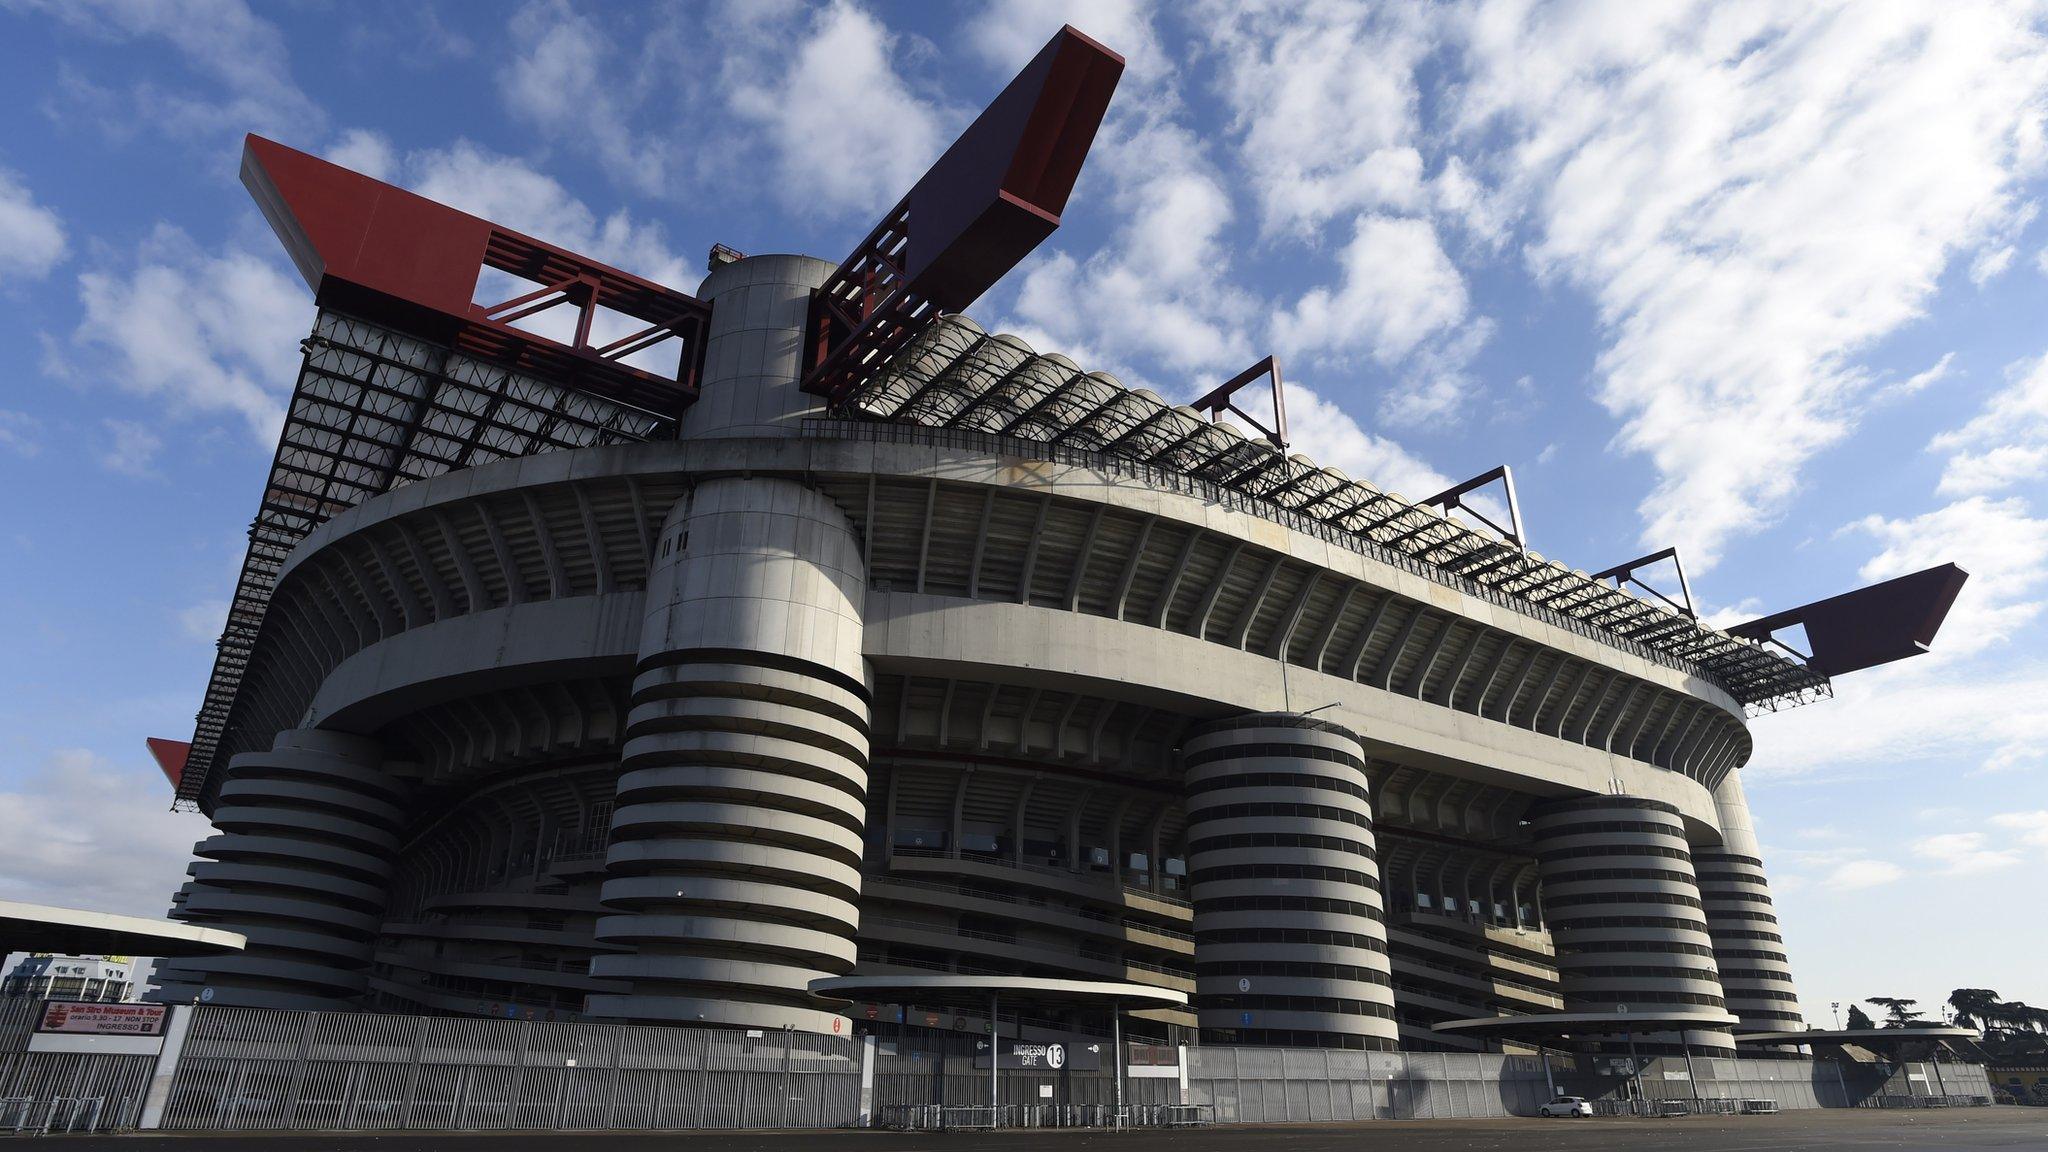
[1697,770,1804,1039]
[154,730,404,1009]
[1530,795,1732,1053]
[1184,714,1398,1051]
[676,253,839,440]
[587,476,871,1032]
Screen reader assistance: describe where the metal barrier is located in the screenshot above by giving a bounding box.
[1741,1099,1780,1114]
[1866,1094,1992,1109]
[877,1102,1214,1130]
[1692,1098,1741,1115]
[157,1007,865,1132]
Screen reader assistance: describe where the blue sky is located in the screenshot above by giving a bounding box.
[0,0,2043,1026]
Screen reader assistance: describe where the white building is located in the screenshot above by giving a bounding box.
[3,955,134,1003]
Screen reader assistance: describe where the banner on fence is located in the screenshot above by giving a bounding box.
[35,1001,168,1036]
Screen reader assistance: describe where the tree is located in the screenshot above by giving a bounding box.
[1950,988,2002,1033]
[1868,997,1926,1028]
[1846,1004,1877,1031]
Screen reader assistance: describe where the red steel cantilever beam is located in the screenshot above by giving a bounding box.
[804,25,1125,404]
[241,135,711,420]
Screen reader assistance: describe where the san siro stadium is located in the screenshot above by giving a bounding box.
[146,27,1968,1075]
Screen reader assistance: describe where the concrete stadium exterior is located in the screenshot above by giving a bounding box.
[144,29,1963,1069]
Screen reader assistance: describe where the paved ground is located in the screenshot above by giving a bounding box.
[48,1108,2048,1151]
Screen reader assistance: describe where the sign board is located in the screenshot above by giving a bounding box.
[974,1041,1101,1071]
[35,1001,167,1037]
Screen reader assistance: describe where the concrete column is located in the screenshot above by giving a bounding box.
[1530,795,1733,1055]
[1697,770,1806,1040]
[1183,713,1397,1051]
[149,730,404,1010]
[588,476,870,1033]
[676,253,839,440]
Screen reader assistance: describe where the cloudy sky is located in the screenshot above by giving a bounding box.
[0,0,2043,1024]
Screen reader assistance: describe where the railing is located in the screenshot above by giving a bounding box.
[890,847,1192,907]
[802,418,1820,711]
[860,917,1191,979]
[866,872,1195,942]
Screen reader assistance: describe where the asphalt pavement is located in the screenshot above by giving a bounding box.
[42,1108,2048,1151]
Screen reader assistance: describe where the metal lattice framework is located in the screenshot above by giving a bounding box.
[836,315,1831,712]
[178,310,672,809]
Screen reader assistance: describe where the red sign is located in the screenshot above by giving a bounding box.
[864,1004,881,1020]
[832,1018,843,1034]
[36,1002,168,1036]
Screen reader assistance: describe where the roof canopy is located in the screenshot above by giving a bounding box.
[1736,1027,1977,1047]
[0,900,244,959]
[1432,1009,1741,1040]
[811,975,1186,1011]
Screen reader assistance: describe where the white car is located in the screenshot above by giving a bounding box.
[1538,1095,1594,1117]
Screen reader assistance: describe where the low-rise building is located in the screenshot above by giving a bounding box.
[2,954,134,1002]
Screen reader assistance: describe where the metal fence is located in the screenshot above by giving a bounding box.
[1189,1048,1558,1121]
[0,997,157,1133]
[1183,1048,1994,1122]
[157,1007,864,1132]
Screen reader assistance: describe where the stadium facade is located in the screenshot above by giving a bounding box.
[146,28,1965,1064]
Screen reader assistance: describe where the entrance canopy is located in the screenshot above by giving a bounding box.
[810,975,1187,1012]
[0,900,245,958]
[1433,1009,1741,1041]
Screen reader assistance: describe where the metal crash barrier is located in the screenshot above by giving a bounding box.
[877,1103,1214,1130]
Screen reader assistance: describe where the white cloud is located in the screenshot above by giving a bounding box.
[99,418,163,478]
[1007,113,1253,378]
[1848,495,2048,655]
[1452,1,2048,567]
[0,410,42,457]
[1990,810,2048,848]
[1821,858,1905,891]
[1753,659,2048,779]
[16,0,324,144]
[1282,382,1452,501]
[175,599,228,642]
[499,0,670,195]
[1933,352,2048,497]
[0,749,207,919]
[58,225,308,443]
[1201,0,1434,239]
[725,0,953,219]
[0,170,67,284]
[967,0,1161,83]
[1273,215,1469,367]
[323,127,396,182]
[1888,352,1957,401]
[1970,244,2017,285]
[1912,831,2023,874]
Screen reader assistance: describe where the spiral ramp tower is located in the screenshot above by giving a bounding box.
[1183,714,1398,1050]
[152,730,405,1009]
[586,477,872,1032]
